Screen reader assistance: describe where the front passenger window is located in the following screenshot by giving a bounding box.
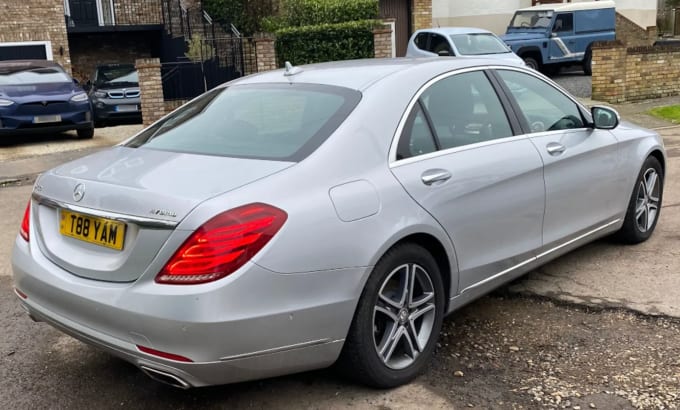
[497,70,584,133]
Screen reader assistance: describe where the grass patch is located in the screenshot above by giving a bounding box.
[648,105,680,123]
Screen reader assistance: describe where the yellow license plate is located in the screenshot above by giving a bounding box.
[59,210,126,251]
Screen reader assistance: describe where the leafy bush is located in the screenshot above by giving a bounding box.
[275,20,379,65]
[203,0,278,36]
[185,34,214,61]
[281,0,378,27]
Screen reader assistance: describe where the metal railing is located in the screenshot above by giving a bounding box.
[65,0,165,29]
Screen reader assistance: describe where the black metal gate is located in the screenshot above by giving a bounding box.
[161,37,256,101]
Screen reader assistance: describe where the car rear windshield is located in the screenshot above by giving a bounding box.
[0,67,71,85]
[125,83,361,161]
[449,34,511,55]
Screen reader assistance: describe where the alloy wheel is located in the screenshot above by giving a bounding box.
[635,168,661,233]
[372,263,436,370]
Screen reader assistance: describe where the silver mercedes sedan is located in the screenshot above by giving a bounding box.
[12,58,665,389]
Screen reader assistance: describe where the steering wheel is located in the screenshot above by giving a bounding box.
[548,115,582,131]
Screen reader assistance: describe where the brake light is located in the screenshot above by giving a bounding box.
[20,201,30,242]
[156,203,287,285]
[136,345,193,362]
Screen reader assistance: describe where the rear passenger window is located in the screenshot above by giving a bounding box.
[420,71,513,149]
[397,103,437,160]
[414,33,429,50]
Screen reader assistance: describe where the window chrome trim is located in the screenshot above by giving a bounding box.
[391,134,529,168]
[388,65,497,165]
[388,64,594,167]
[459,218,621,295]
[33,193,177,229]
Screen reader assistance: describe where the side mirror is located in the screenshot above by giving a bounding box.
[73,78,79,85]
[591,106,620,129]
[437,49,450,57]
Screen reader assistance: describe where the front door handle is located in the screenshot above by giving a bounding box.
[421,169,451,186]
[546,142,566,156]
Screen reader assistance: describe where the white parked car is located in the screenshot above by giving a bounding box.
[407,27,524,66]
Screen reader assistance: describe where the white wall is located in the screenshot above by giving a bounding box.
[432,0,657,34]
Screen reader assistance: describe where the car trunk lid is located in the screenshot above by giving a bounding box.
[33,146,294,282]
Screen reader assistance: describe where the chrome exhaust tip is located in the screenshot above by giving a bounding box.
[140,366,191,389]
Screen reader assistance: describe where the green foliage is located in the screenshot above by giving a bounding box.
[279,0,378,27]
[203,0,277,36]
[648,105,680,123]
[275,20,378,65]
[185,34,214,61]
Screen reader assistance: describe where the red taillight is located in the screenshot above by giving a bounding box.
[20,201,30,242]
[14,288,28,299]
[156,203,287,285]
[136,345,193,362]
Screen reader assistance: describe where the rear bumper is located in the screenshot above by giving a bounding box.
[11,235,367,387]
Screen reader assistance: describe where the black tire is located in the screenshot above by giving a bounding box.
[617,156,663,244]
[338,243,445,388]
[583,47,593,76]
[77,127,94,139]
[523,56,540,71]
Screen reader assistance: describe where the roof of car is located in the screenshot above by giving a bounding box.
[414,27,495,36]
[518,0,615,12]
[231,57,519,91]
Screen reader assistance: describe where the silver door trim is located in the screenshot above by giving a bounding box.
[33,193,177,229]
[536,218,620,259]
[459,218,621,295]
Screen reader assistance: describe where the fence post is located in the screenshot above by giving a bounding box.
[136,58,166,126]
[373,24,393,58]
[255,38,277,72]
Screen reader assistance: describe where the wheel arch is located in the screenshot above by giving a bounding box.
[372,231,456,313]
[649,149,666,177]
[517,46,543,62]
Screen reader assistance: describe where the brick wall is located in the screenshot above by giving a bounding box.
[113,0,163,25]
[373,25,393,58]
[0,0,71,73]
[255,38,276,72]
[136,58,165,125]
[411,0,432,32]
[592,41,680,103]
[69,32,157,83]
[616,13,657,48]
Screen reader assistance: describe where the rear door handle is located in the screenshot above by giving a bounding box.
[546,142,566,156]
[421,169,451,186]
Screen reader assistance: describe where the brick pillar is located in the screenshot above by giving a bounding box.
[135,58,165,126]
[591,41,627,104]
[373,26,393,58]
[255,38,277,72]
[411,0,432,32]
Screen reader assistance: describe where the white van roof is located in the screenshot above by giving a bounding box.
[517,1,615,12]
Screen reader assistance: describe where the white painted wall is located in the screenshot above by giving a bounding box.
[432,0,657,34]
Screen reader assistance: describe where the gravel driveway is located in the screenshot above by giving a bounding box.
[551,67,592,99]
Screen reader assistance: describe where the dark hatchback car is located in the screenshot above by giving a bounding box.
[87,64,142,126]
[0,60,94,138]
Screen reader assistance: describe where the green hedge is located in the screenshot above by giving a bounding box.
[275,20,378,65]
[283,0,378,26]
[263,0,378,32]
